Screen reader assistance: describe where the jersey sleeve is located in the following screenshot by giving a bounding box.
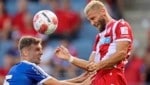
[27,64,52,84]
[114,19,133,42]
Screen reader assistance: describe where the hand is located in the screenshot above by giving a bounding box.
[86,62,98,72]
[81,73,95,85]
[76,72,89,81]
[55,45,72,61]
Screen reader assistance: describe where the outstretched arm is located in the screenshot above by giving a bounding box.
[55,45,96,71]
[55,40,130,72]
[61,53,96,83]
[43,75,92,85]
[62,72,88,83]
[63,71,96,83]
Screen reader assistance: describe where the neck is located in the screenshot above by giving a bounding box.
[105,13,113,24]
[21,58,28,62]
[21,56,30,62]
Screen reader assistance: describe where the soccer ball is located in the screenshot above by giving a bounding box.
[33,10,58,35]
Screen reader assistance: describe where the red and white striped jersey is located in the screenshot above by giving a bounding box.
[93,19,133,69]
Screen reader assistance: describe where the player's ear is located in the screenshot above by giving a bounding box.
[22,48,28,56]
[100,8,106,16]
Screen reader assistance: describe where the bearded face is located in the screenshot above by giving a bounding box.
[87,9,106,32]
[97,18,106,32]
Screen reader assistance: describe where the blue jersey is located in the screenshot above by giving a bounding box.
[3,60,51,85]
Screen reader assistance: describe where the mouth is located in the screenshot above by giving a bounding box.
[94,24,101,31]
[97,24,101,29]
[39,57,41,60]
[38,56,41,61]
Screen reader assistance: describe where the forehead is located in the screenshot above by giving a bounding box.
[30,43,42,49]
[87,10,98,18]
[87,10,96,15]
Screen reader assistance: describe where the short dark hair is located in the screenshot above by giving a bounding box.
[18,36,42,51]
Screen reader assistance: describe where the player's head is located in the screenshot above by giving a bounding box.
[84,0,108,32]
[18,36,43,64]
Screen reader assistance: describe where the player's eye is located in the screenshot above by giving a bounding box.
[90,17,94,20]
[35,48,40,51]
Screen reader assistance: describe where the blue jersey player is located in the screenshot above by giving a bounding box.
[3,36,92,85]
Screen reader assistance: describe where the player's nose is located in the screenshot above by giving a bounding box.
[40,52,43,55]
[39,50,43,55]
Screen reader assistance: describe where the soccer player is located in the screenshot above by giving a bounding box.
[55,0,133,85]
[3,36,92,85]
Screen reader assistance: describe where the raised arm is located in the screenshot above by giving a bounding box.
[55,45,96,71]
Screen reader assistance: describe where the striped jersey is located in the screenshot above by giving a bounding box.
[93,19,133,69]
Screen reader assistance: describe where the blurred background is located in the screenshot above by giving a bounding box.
[0,0,150,85]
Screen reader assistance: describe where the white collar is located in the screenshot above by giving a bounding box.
[21,60,36,65]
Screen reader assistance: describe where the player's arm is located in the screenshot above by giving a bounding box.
[28,64,91,85]
[55,42,129,71]
[100,41,129,68]
[43,77,76,85]
[55,46,96,71]
[69,56,89,70]
[43,76,92,85]
[61,53,96,83]
[88,41,130,71]
[62,71,92,83]
[62,73,86,83]
[70,51,96,71]
[66,53,95,83]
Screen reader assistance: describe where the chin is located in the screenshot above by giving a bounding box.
[98,27,104,32]
[36,62,40,65]
[98,19,106,32]
[35,61,41,65]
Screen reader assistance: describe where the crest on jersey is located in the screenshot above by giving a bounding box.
[104,37,111,43]
[121,26,128,34]
[100,36,111,44]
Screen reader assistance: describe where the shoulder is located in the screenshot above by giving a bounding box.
[117,19,131,27]
[8,61,38,73]
[15,61,34,69]
[114,19,132,34]
[8,62,29,75]
[20,61,40,71]
[21,61,46,74]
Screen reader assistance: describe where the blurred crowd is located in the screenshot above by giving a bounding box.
[0,0,150,85]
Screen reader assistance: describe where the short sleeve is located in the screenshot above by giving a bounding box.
[27,64,52,84]
[114,20,133,42]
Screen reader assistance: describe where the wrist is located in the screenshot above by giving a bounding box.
[68,56,74,63]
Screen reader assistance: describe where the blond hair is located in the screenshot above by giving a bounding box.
[84,0,105,15]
